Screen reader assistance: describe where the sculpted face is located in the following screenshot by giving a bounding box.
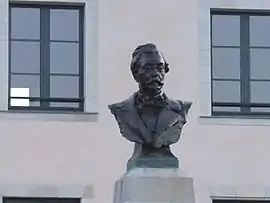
[135,53,166,96]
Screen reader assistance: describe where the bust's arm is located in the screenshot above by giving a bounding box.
[108,101,144,144]
[178,100,192,115]
[108,103,122,115]
[175,100,192,125]
[108,102,125,134]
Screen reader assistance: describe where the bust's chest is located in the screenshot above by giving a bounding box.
[138,107,163,135]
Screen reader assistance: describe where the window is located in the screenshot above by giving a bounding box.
[4,197,80,203]
[213,200,270,203]
[211,10,270,116]
[9,3,84,112]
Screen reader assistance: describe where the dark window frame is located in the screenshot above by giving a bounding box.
[211,9,270,117]
[212,199,270,203]
[8,2,85,112]
[3,197,81,203]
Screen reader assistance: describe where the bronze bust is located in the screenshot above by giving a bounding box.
[108,43,191,170]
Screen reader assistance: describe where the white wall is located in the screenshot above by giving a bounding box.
[0,0,270,203]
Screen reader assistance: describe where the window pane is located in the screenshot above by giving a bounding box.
[11,7,40,40]
[212,47,240,79]
[213,106,241,112]
[250,16,270,46]
[212,15,240,46]
[11,41,40,73]
[4,198,80,203]
[250,48,270,79]
[10,88,29,107]
[50,9,79,41]
[213,81,240,102]
[50,42,79,74]
[10,75,40,98]
[251,81,270,103]
[50,102,79,108]
[251,107,270,113]
[10,88,40,107]
[50,76,79,98]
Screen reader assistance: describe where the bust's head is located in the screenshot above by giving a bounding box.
[130,43,169,96]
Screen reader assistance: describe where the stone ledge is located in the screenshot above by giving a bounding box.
[209,185,270,199]
[199,116,270,126]
[0,184,94,198]
[0,111,98,122]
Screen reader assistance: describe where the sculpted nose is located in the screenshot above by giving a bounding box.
[150,71,159,77]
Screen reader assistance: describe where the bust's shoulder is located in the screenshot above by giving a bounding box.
[166,96,192,115]
[108,94,135,114]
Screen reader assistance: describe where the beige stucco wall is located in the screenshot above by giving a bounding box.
[0,0,270,203]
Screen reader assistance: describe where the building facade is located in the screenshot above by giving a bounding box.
[0,0,270,203]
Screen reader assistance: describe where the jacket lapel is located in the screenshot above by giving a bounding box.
[155,107,180,136]
[154,99,181,136]
[122,96,152,144]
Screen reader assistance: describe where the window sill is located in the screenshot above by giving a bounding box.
[0,110,98,122]
[199,115,270,126]
[0,183,94,198]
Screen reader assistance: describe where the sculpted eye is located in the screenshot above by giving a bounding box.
[143,64,152,70]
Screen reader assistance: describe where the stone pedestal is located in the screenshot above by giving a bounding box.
[127,143,179,171]
[113,168,195,203]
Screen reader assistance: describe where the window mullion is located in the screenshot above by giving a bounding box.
[40,7,50,109]
[240,14,251,112]
[79,7,84,111]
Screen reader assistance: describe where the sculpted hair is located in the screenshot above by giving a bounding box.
[130,43,169,77]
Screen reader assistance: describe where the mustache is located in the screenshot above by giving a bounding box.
[145,77,164,85]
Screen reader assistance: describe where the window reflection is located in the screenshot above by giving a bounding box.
[50,9,79,41]
[250,48,270,79]
[11,7,40,40]
[212,47,240,79]
[50,76,79,98]
[11,75,40,97]
[50,42,79,74]
[250,16,270,46]
[251,82,270,103]
[213,81,240,103]
[11,41,40,74]
[212,15,240,46]
[10,88,29,106]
